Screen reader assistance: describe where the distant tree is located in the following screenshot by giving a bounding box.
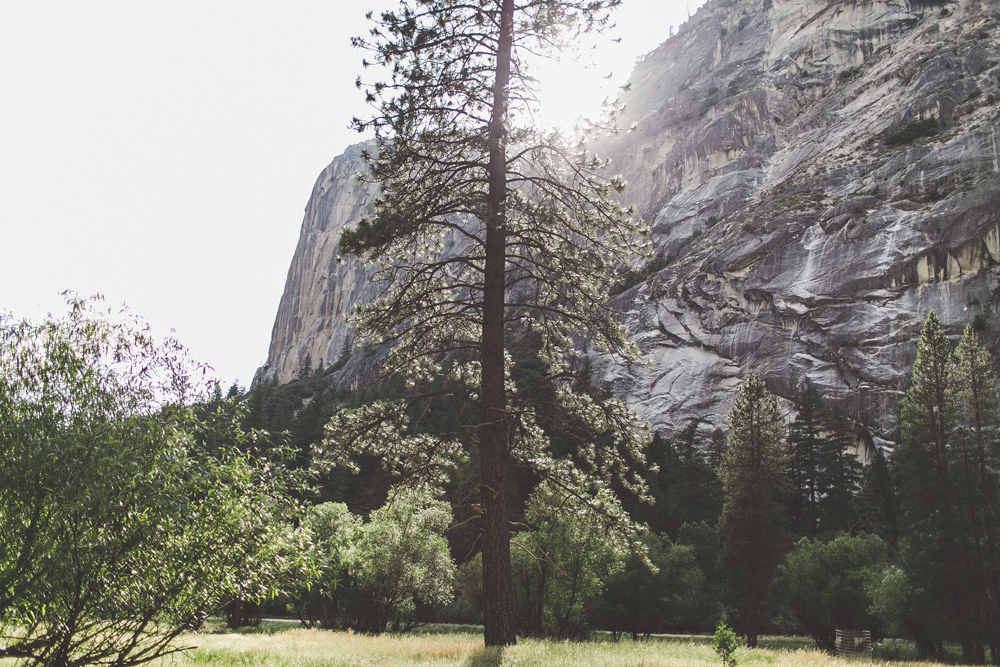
[816,405,862,536]
[894,312,965,657]
[0,298,308,667]
[596,532,706,639]
[787,388,861,539]
[676,520,724,629]
[854,446,899,544]
[717,372,788,648]
[625,422,721,539]
[509,485,627,639]
[707,427,728,470]
[287,503,362,629]
[779,534,889,651]
[322,0,652,647]
[668,418,723,534]
[344,489,457,634]
[786,387,825,537]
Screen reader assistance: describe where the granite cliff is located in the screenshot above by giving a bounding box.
[258,0,1000,451]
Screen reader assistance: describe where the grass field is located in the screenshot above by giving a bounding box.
[169,625,963,667]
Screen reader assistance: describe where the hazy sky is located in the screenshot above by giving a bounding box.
[1,0,703,389]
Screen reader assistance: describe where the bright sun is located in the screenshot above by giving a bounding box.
[531,0,705,134]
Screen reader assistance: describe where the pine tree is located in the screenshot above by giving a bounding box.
[855,445,898,544]
[950,325,1000,662]
[817,404,862,536]
[319,0,651,647]
[895,311,963,656]
[717,372,787,648]
[787,387,862,539]
[707,427,727,470]
[787,387,824,537]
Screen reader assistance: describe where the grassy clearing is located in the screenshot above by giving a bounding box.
[162,628,963,667]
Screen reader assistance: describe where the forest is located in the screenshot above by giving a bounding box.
[229,311,998,663]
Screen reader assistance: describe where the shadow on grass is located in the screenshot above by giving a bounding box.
[463,647,503,667]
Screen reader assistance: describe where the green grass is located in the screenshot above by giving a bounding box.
[162,628,967,667]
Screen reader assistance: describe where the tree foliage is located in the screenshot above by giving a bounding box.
[786,388,861,539]
[509,484,627,639]
[778,534,889,651]
[286,491,457,634]
[894,314,1000,662]
[717,372,787,648]
[319,0,652,646]
[346,489,457,634]
[596,532,707,639]
[287,503,362,629]
[0,298,308,667]
[712,623,740,667]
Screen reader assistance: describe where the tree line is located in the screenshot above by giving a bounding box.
[4,302,997,666]
[235,311,998,663]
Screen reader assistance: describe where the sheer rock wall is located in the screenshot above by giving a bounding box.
[258,0,1000,446]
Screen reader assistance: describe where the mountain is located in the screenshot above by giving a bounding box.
[257,0,1000,450]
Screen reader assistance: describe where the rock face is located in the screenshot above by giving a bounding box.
[258,143,379,384]
[258,0,1000,449]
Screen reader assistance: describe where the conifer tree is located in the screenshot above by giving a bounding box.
[787,388,861,539]
[787,387,824,537]
[950,325,1000,662]
[717,372,787,648]
[316,0,651,647]
[895,311,964,656]
[817,404,862,535]
[855,445,898,544]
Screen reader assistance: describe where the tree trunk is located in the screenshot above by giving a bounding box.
[479,0,516,648]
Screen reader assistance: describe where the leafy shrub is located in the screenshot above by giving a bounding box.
[510,485,628,638]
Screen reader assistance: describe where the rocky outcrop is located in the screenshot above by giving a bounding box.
[259,0,1000,448]
[256,144,379,385]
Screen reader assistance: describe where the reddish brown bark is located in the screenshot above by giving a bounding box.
[479,0,516,648]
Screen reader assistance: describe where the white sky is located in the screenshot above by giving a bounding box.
[1,0,703,390]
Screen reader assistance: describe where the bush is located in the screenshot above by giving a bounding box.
[0,297,309,667]
[778,534,890,651]
[510,485,628,638]
[344,489,457,633]
[596,533,707,639]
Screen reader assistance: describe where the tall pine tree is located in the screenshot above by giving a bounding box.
[718,372,787,648]
[951,325,1000,663]
[895,312,967,658]
[320,0,651,647]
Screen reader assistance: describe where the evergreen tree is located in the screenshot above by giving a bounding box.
[787,388,862,539]
[855,446,899,544]
[816,405,862,536]
[320,0,652,646]
[667,418,722,537]
[787,387,824,537]
[895,311,964,657]
[707,427,727,470]
[950,325,1000,662]
[717,372,787,648]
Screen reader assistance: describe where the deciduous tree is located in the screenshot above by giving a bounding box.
[0,298,308,667]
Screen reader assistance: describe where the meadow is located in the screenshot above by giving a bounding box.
[172,625,958,667]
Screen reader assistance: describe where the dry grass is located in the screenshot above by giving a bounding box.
[159,628,962,667]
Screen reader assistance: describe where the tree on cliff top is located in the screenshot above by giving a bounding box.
[314,0,652,646]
